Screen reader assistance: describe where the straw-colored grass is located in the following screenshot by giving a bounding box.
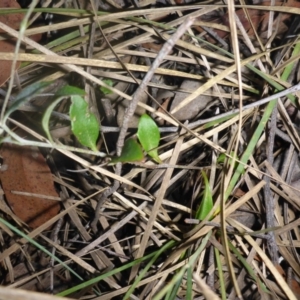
[0,0,300,299]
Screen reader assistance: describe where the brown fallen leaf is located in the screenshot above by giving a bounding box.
[157,79,212,121]
[0,143,60,229]
[0,0,23,31]
[0,0,24,87]
[275,264,300,299]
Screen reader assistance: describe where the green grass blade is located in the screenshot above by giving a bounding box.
[3,81,51,123]
[0,217,83,281]
[57,241,176,297]
[123,240,175,299]
[153,231,212,300]
[196,171,213,220]
[167,277,183,300]
[225,100,276,199]
[228,240,269,293]
[225,39,300,200]
[186,266,193,300]
[215,247,226,300]
[281,42,300,82]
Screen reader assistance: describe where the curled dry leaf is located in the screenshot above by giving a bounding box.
[99,52,148,127]
[0,144,60,229]
[116,88,148,127]
[0,0,24,87]
[275,264,300,299]
[157,80,212,121]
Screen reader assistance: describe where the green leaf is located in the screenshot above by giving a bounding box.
[137,114,161,163]
[217,153,226,164]
[110,139,144,163]
[70,95,100,152]
[100,79,114,95]
[42,85,87,143]
[217,151,245,174]
[195,171,213,220]
[55,85,86,97]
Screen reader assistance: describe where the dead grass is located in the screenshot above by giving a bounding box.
[0,0,300,299]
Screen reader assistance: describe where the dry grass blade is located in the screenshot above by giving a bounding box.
[1,1,300,299]
[0,286,74,300]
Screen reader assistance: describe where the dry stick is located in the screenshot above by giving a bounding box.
[220,1,243,298]
[90,164,121,233]
[47,83,300,133]
[281,146,300,266]
[130,124,187,282]
[75,201,148,258]
[264,104,279,263]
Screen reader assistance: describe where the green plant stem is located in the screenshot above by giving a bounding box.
[124,240,176,299]
[153,231,212,300]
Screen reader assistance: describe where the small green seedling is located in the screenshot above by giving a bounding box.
[42,85,100,152]
[110,139,144,163]
[69,95,100,152]
[43,88,160,161]
[110,114,161,164]
[137,114,161,163]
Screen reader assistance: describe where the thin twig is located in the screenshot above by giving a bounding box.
[264,104,279,263]
[90,162,121,233]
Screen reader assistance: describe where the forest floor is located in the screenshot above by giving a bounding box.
[0,0,300,299]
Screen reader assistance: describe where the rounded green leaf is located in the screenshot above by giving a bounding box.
[70,95,100,152]
[55,85,86,97]
[110,139,144,163]
[137,114,161,163]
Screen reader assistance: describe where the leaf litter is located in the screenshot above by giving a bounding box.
[0,0,300,299]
